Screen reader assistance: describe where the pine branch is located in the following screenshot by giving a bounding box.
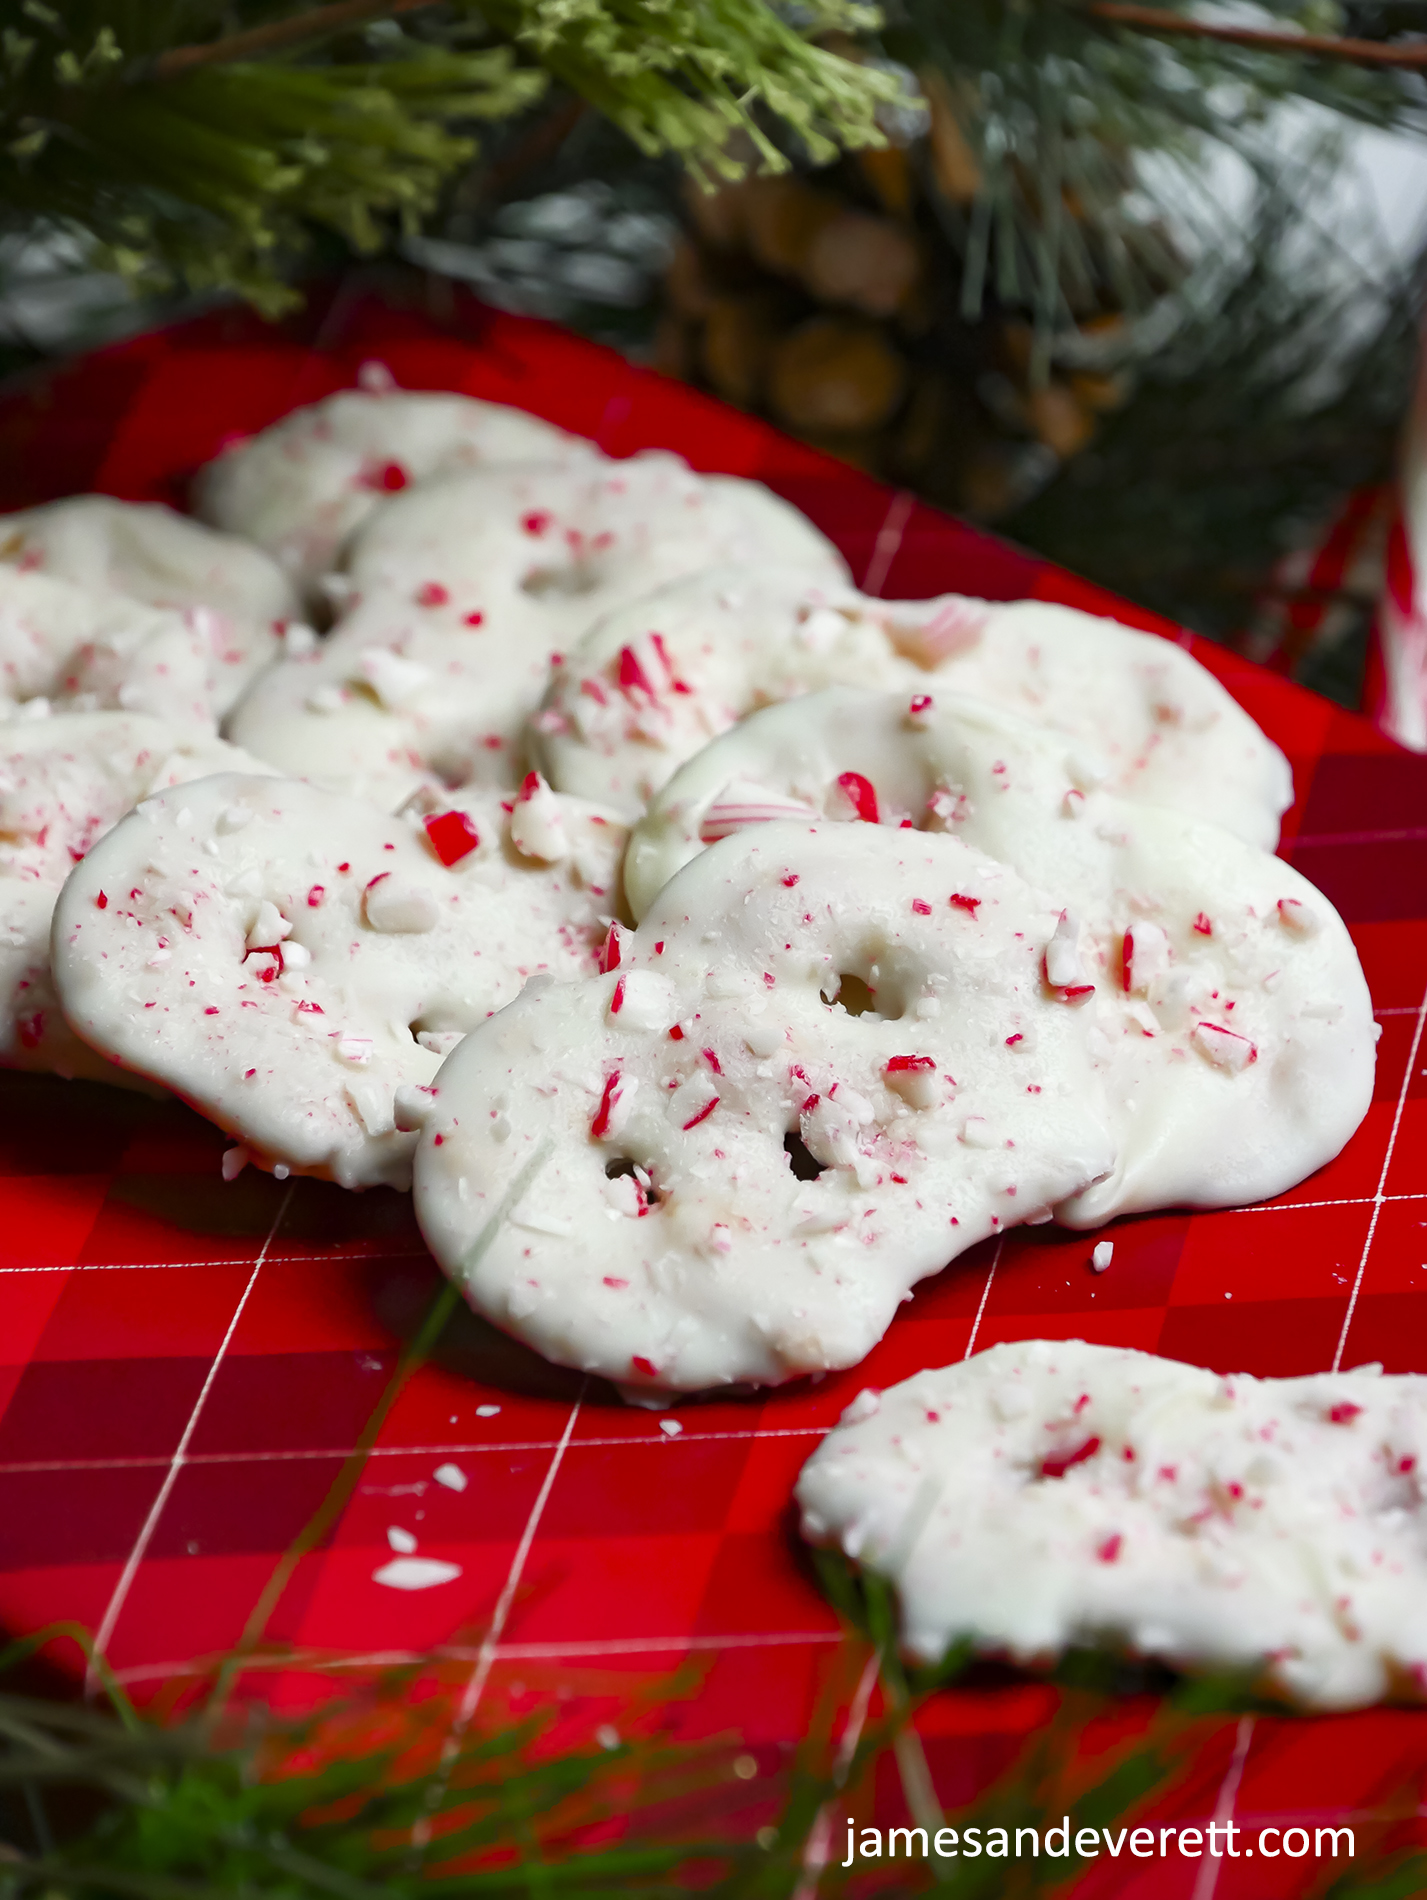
[1084,2,1427,70]
[155,3,442,80]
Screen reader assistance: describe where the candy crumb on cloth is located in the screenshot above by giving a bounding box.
[797,1339,1427,1710]
[412,823,1115,1393]
[50,771,626,1188]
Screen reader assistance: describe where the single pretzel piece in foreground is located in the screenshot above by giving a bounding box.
[227,461,847,808]
[52,772,627,1186]
[194,386,594,592]
[1,713,272,1083]
[0,495,296,717]
[624,687,1375,1225]
[532,568,1291,848]
[797,1339,1427,1710]
[413,823,1115,1395]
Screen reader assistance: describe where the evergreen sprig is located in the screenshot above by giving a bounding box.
[0,2,898,314]
[882,0,1427,336]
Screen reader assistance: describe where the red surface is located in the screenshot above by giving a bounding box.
[1,282,1425,1884]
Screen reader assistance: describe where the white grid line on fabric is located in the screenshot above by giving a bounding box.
[963,1238,1002,1359]
[1188,1715,1255,1900]
[12,1187,1427,1278]
[861,488,914,597]
[449,1391,585,1734]
[0,1249,430,1275]
[86,1184,295,1679]
[0,1425,830,1477]
[1332,975,1427,1372]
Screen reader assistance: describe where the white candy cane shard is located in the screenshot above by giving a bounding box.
[226,462,846,809]
[623,687,1373,1226]
[796,1340,1427,1710]
[0,713,275,1085]
[0,495,295,718]
[534,569,1290,848]
[51,773,626,1189]
[413,824,1114,1394]
[194,387,596,593]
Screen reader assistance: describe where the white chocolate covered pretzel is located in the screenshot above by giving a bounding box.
[413,824,1115,1394]
[1,713,271,1082]
[625,688,1374,1224]
[226,461,848,807]
[194,386,595,592]
[532,569,1292,847]
[0,566,248,727]
[51,771,627,1186]
[797,1339,1427,1710]
[0,495,296,715]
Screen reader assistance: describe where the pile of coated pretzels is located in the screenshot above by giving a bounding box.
[7,382,1412,1710]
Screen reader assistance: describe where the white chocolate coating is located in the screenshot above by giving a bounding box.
[625,688,1374,1224]
[413,824,1115,1393]
[0,496,295,716]
[194,387,595,591]
[226,462,848,808]
[0,566,238,727]
[532,569,1291,847]
[51,772,627,1186]
[0,713,271,1082]
[796,1340,1427,1710]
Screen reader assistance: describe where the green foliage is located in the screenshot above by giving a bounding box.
[0,2,898,315]
[881,0,1427,337]
[1007,177,1423,704]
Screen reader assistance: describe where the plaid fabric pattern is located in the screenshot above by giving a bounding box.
[0,283,1424,1888]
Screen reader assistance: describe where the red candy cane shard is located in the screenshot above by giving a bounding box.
[415,581,449,607]
[911,899,932,915]
[610,976,627,1015]
[1041,1436,1101,1479]
[1328,1402,1363,1424]
[949,892,981,914]
[1193,912,1213,936]
[616,644,656,696]
[597,923,626,974]
[522,510,552,536]
[423,810,481,867]
[1191,1020,1257,1072]
[682,1095,719,1131]
[95,891,107,909]
[631,1355,658,1377]
[591,1071,621,1138]
[835,771,879,824]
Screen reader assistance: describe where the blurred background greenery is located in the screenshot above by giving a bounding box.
[3,0,1426,706]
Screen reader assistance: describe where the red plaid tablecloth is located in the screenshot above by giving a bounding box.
[1,283,1425,1894]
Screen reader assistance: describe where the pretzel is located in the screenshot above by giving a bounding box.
[531,569,1292,847]
[0,495,296,717]
[226,460,847,809]
[194,386,596,591]
[797,1339,1427,1709]
[412,823,1116,1394]
[0,566,251,727]
[51,771,627,1187]
[1,713,271,1082]
[624,687,1374,1224]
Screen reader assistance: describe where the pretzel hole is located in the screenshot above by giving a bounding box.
[783,1131,827,1181]
[604,1156,662,1204]
[522,561,600,601]
[826,972,876,1016]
